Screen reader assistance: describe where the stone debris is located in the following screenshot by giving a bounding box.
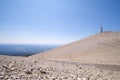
[0,57,120,80]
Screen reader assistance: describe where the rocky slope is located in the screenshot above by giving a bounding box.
[0,55,120,80]
[0,31,120,80]
[31,32,120,65]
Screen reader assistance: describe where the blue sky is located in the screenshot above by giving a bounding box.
[0,0,120,45]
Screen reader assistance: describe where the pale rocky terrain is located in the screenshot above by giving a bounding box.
[0,32,120,80]
[0,55,120,80]
[31,32,120,65]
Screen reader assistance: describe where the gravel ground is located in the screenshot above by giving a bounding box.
[0,56,120,80]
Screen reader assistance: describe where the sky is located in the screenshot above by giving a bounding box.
[0,0,120,45]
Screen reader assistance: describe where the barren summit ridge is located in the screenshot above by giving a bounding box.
[31,32,120,65]
[0,32,120,80]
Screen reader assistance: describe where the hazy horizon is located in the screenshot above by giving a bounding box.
[0,0,120,45]
[0,44,58,56]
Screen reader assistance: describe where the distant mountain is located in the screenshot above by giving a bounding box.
[31,32,120,65]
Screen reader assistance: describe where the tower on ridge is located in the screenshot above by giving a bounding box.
[100,26,103,33]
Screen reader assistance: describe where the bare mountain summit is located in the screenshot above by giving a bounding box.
[0,31,120,80]
[31,32,120,65]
